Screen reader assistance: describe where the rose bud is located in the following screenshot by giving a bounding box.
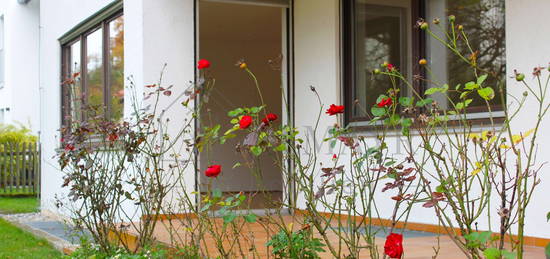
[516,73,525,82]
[420,22,429,30]
[449,15,456,23]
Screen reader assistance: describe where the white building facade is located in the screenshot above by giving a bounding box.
[0,0,40,132]
[24,0,550,244]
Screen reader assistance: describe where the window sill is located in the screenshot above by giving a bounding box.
[55,137,125,153]
[347,111,505,137]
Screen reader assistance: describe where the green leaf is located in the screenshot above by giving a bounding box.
[456,99,473,110]
[385,114,400,126]
[478,87,495,100]
[401,118,413,127]
[483,248,501,259]
[547,211,550,222]
[238,194,246,201]
[401,126,410,137]
[274,143,287,152]
[230,118,239,124]
[478,231,492,243]
[464,231,492,248]
[250,106,261,113]
[425,84,449,95]
[435,184,446,193]
[200,203,211,212]
[455,84,462,90]
[545,243,550,257]
[477,74,488,85]
[416,98,433,107]
[223,212,237,224]
[371,107,386,117]
[399,97,413,107]
[232,162,241,169]
[459,91,470,100]
[243,213,257,223]
[465,81,479,90]
[212,189,222,199]
[484,248,515,259]
[250,146,263,156]
[501,250,516,259]
[425,87,440,95]
[228,108,244,117]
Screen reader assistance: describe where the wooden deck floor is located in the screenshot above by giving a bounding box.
[127,215,546,258]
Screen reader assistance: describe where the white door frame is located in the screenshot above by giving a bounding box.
[194,0,296,213]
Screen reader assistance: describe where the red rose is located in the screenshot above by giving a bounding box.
[262,113,278,124]
[197,59,211,70]
[326,104,345,116]
[64,144,75,151]
[239,115,253,129]
[107,133,119,142]
[205,165,222,178]
[332,154,337,159]
[377,97,393,108]
[384,233,404,258]
[387,63,395,71]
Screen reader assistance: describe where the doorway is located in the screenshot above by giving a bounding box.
[198,0,289,210]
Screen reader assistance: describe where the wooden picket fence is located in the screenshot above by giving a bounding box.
[0,143,40,195]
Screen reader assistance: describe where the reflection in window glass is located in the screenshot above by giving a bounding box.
[352,3,407,119]
[109,16,124,122]
[426,0,505,111]
[86,28,104,116]
[70,41,82,122]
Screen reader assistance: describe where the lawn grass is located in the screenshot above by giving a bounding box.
[0,196,39,214]
[0,218,63,258]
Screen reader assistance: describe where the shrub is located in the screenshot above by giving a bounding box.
[266,229,325,259]
[0,124,37,145]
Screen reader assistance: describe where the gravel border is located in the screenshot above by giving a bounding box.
[0,213,78,254]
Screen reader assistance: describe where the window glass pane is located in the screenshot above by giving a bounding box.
[69,40,82,122]
[426,0,505,111]
[109,16,124,122]
[86,28,104,116]
[352,3,407,119]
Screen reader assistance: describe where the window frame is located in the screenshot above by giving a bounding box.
[343,0,424,126]
[60,1,123,128]
[342,0,505,127]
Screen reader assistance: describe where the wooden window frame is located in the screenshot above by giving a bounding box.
[342,0,504,127]
[60,1,123,128]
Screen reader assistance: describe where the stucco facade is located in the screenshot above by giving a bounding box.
[23,0,550,240]
[0,0,40,132]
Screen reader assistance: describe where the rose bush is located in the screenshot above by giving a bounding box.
[57,13,550,259]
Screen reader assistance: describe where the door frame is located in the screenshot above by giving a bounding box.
[193,0,296,213]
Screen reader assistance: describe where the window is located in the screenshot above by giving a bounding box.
[61,7,124,127]
[343,0,505,125]
[425,0,505,113]
[0,15,5,89]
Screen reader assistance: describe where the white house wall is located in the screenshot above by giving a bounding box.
[36,0,550,238]
[39,0,119,216]
[0,0,40,132]
[293,0,550,239]
[505,0,550,239]
[40,0,197,217]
